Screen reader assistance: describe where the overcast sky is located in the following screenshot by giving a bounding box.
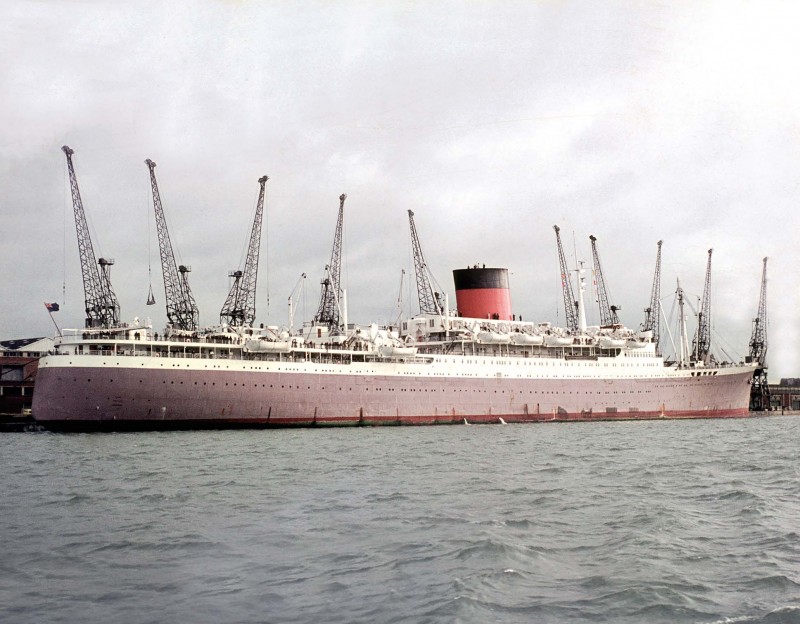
[1,1,797,377]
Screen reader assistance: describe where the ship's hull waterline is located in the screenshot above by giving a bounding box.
[32,353,754,431]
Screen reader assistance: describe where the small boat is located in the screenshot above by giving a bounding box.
[244,339,292,354]
[378,345,418,357]
[477,331,511,344]
[510,332,544,346]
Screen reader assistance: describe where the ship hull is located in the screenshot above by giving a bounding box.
[32,354,754,431]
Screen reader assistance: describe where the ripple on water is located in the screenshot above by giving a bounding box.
[1,417,799,623]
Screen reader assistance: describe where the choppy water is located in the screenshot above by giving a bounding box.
[1,417,799,624]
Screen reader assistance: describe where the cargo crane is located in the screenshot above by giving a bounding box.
[62,145,120,328]
[408,210,443,316]
[589,235,620,327]
[145,159,198,331]
[313,194,346,331]
[553,225,579,332]
[748,257,769,411]
[220,175,268,327]
[641,240,663,352]
[692,249,713,364]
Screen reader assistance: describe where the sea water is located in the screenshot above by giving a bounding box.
[1,417,799,623]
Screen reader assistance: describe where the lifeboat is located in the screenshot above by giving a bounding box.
[544,334,573,347]
[626,339,648,349]
[379,345,418,357]
[244,339,292,354]
[510,332,544,346]
[477,331,511,344]
[598,336,626,349]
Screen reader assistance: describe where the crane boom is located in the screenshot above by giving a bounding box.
[220,175,268,327]
[748,257,768,365]
[314,194,346,330]
[61,145,119,328]
[145,159,199,331]
[642,240,663,351]
[554,225,578,332]
[692,248,713,364]
[589,235,620,327]
[408,210,442,316]
[749,257,769,410]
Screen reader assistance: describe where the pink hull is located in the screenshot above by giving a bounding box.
[32,362,754,431]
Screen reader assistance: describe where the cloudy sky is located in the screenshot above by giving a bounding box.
[1,1,797,377]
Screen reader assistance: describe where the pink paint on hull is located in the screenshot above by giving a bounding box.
[32,359,755,430]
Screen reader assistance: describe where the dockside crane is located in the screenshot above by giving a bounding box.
[62,145,120,328]
[408,210,443,316]
[748,257,770,410]
[692,248,713,364]
[145,159,199,331]
[589,235,620,327]
[220,175,268,327]
[553,225,579,332]
[313,194,346,331]
[641,240,663,352]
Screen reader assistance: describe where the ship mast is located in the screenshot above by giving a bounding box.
[749,257,769,410]
[408,210,443,316]
[641,240,663,353]
[676,278,690,366]
[145,159,199,331]
[589,235,620,327]
[553,225,579,332]
[692,249,713,365]
[220,175,268,328]
[62,146,120,328]
[314,194,346,331]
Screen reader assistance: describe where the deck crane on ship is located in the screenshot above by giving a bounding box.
[62,145,120,329]
[312,194,347,336]
[220,175,268,328]
[748,257,769,411]
[589,235,620,327]
[145,159,199,332]
[692,249,713,365]
[641,240,663,354]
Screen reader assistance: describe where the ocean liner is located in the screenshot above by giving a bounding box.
[31,150,756,430]
[32,262,755,430]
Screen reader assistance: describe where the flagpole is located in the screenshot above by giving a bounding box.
[47,311,62,337]
[44,304,62,337]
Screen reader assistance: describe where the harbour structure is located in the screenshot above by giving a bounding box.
[145,159,199,332]
[747,257,769,410]
[62,146,120,329]
[0,337,53,417]
[219,176,268,328]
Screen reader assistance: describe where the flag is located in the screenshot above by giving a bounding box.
[45,302,60,312]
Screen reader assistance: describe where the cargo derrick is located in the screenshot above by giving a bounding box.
[641,240,663,353]
[61,146,120,328]
[220,175,268,327]
[313,194,346,331]
[408,210,443,316]
[553,225,579,332]
[145,160,198,331]
[589,235,620,327]
[748,257,769,411]
[692,249,713,365]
